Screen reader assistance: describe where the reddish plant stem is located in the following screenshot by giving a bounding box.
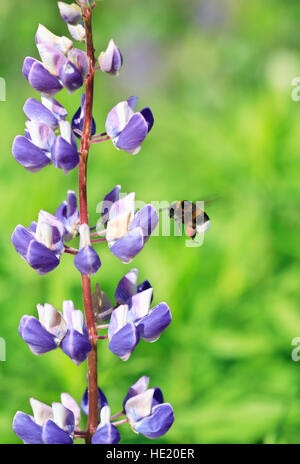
[110,411,125,421]
[64,246,79,255]
[112,418,129,427]
[90,136,110,144]
[79,7,98,444]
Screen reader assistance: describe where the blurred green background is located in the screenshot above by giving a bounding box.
[1,0,300,444]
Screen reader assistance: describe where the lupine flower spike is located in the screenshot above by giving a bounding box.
[11,0,174,445]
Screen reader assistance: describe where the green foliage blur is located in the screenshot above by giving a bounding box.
[1,0,300,444]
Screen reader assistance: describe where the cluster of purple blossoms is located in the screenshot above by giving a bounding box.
[13,376,174,444]
[108,269,172,360]
[11,0,174,445]
[19,300,92,365]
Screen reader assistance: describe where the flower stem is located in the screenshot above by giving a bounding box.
[96,335,108,340]
[91,238,106,243]
[64,246,79,255]
[110,411,125,421]
[96,324,109,330]
[90,136,110,144]
[79,6,98,444]
[111,418,129,427]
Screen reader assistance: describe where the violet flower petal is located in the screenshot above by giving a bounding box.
[114,268,138,305]
[19,316,58,355]
[92,424,120,444]
[22,57,38,80]
[136,302,172,342]
[101,184,121,222]
[123,376,150,409]
[42,419,73,444]
[140,107,154,133]
[152,388,164,408]
[115,113,148,153]
[105,97,138,139]
[13,412,43,444]
[61,393,81,429]
[55,190,80,241]
[135,403,174,439]
[51,136,79,174]
[59,61,83,93]
[129,204,159,241]
[127,288,153,322]
[74,245,101,276]
[23,98,59,129]
[60,329,92,365]
[52,402,75,435]
[68,48,89,79]
[12,135,51,173]
[27,240,60,275]
[137,280,153,303]
[11,225,33,259]
[108,321,140,361]
[109,227,144,264]
[28,62,63,95]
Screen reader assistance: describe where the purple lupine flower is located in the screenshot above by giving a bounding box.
[74,224,101,276]
[11,210,64,274]
[72,94,96,138]
[13,396,77,444]
[13,98,79,174]
[19,301,91,365]
[105,97,154,154]
[36,42,84,93]
[115,268,153,306]
[92,406,120,444]
[58,2,82,25]
[60,300,92,365]
[55,190,80,241]
[12,123,54,173]
[108,284,171,361]
[123,377,174,439]
[81,386,108,416]
[51,120,79,174]
[23,25,87,96]
[103,189,159,263]
[98,39,123,76]
[23,97,67,129]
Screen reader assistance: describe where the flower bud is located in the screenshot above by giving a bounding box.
[67,24,86,42]
[98,39,123,76]
[57,2,82,25]
[73,224,101,276]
